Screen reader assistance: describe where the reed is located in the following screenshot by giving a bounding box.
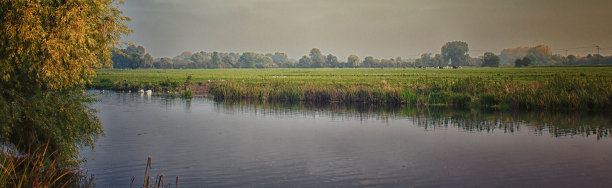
[93,67,612,111]
[130,157,179,188]
[209,74,611,111]
[0,142,77,187]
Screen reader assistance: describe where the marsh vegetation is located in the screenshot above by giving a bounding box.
[91,66,612,111]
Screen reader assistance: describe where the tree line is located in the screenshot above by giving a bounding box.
[111,41,612,69]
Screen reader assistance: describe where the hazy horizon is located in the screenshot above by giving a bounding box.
[120,0,612,59]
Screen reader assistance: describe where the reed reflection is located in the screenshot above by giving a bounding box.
[215,101,611,139]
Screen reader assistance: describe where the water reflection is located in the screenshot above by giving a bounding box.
[215,101,611,139]
[86,91,612,187]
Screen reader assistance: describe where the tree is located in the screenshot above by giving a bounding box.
[441,41,470,66]
[298,55,312,68]
[395,57,404,67]
[158,57,174,69]
[482,52,500,67]
[144,53,154,68]
[567,55,577,65]
[111,44,147,69]
[347,55,360,68]
[211,51,221,68]
[326,54,339,68]
[222,55,236,68]
[309,48,326,68]
[362,56,376,68]
[416,53,433,67]
[271,52,289,64]
[0,0,130,168]
[514,57,532,67]
[526,45,553,65]
[239,52,257,68]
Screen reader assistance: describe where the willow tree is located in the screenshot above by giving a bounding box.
[0,0,130,167]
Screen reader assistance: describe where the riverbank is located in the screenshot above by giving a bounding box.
[90,67,612,111]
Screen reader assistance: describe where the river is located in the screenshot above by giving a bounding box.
[80,91,612,187]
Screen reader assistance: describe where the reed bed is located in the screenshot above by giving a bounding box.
[92,67,612,111]
[209,74,612,111]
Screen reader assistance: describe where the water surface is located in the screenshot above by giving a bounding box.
[81,92,612,187]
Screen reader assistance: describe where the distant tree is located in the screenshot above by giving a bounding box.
[567,55,577,65]
[239,52,257,68]
[143,53,154,68]
[416,53,434,67]
[159,57,174,69]
[111,44,147,69]
[298,55,312,68]
[309,48,326,68]
[482,52,500,67]
[362,56,376,68]
[326,54,339,68]
[395,57,403,67]
[211,51,221,68]
[271,52,289,64]
[222,55,236,68]
[514,57,531,67]
[190,53,205,68]
[526,45,553,65]
[347,54,360,68]
[434,54,445,67]
[441,41,470,66]
[256,55,274,68]
[379,58,393,67]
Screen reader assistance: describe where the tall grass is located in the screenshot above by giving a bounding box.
[92,67,612,111]
[0,143,77,187]
[209,74,612,111]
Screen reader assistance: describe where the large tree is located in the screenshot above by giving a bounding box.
[441,41,470,66]
[0,0,130,168]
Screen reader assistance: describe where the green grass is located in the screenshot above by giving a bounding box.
[91,66,612,111]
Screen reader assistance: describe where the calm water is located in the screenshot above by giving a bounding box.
[81,91,612,187]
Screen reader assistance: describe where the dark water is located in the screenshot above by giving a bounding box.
[81,91,612,187]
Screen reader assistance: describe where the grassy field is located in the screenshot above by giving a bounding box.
[91,66,612,111]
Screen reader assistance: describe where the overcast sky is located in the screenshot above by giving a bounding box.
[119,0,612,59]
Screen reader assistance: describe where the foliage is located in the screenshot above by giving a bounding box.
[481,52,500,67]
[1,91,103,167]
[0,0,130,90]
[514,57,532,67]
[525,45,552,65]
[0,0,129,175]
[347,54,360,68]
[113,41,612,70]
[112,43,153,69]
[441,41,470,66]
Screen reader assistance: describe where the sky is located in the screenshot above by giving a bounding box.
[119,0,612,59]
